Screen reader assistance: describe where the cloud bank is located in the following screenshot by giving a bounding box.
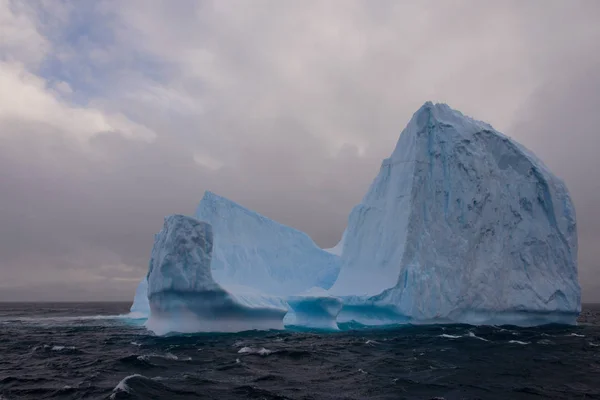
[0,0,598,301]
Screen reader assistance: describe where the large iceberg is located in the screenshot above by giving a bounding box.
[131,101,580,333]
[145,215,287,335]
[330,102,580,326]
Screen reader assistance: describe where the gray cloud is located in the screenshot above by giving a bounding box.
[0,0,599,301]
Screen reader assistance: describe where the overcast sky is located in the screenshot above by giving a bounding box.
[1,0,599,302]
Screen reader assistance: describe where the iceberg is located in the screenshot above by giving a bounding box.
[129,277,150,317]
[145,215,287,335]
[330,102,580,326]
[132,101,580,333]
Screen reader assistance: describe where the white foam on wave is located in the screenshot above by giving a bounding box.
[42,345,76,351]
[537,339,555,345]
[237,346,272,356]
[508,340,530,345]
[110,374,148,399]
[137,353,191,362]
[439,334,461,339]
[568,333,585,337]
[439,332,490,341]
[466,331,489,342]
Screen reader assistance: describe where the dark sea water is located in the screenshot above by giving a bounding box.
[1,303,599,400]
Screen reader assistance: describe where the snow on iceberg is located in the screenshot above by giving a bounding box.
[145,215,287,335]
[129,277,150,317]
[195,191,341,295]
[330,102,580,326]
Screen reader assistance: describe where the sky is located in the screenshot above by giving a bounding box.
[0,0,599,302]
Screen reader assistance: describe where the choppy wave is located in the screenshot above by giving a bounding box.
[1,302,600,399]
[110,373,146,399]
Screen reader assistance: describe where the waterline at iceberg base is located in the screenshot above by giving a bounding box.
[131,102,580,335]
[144,215,288,335]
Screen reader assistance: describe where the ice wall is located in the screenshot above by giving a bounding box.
[330,102,580,326]
[195,191,340,296]
[129,277,150,317]
[145,215,287,334]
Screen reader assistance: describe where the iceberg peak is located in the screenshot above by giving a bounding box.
[391,102,494,161]
[332,102,580,326]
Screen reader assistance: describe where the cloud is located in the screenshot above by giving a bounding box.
[0,0,158,298]
[0,0,49,65]
[0,0,599,301]
[0,62,155,143]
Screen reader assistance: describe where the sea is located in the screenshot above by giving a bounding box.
[0,303,599,400]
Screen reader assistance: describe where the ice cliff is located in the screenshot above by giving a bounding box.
[330,102,580,326]
[145,215,287,335]
[129,277,149,317]
[195,191,340,295]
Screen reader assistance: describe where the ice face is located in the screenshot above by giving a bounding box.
[145,215,287,335]
[129,277,150,317]
[286,287,343,330]
[195,191,341,296]
[330,102,580,326]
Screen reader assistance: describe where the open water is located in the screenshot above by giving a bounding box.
[1,302,599,399]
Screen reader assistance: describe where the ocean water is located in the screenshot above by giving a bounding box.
[1,303,599,399]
